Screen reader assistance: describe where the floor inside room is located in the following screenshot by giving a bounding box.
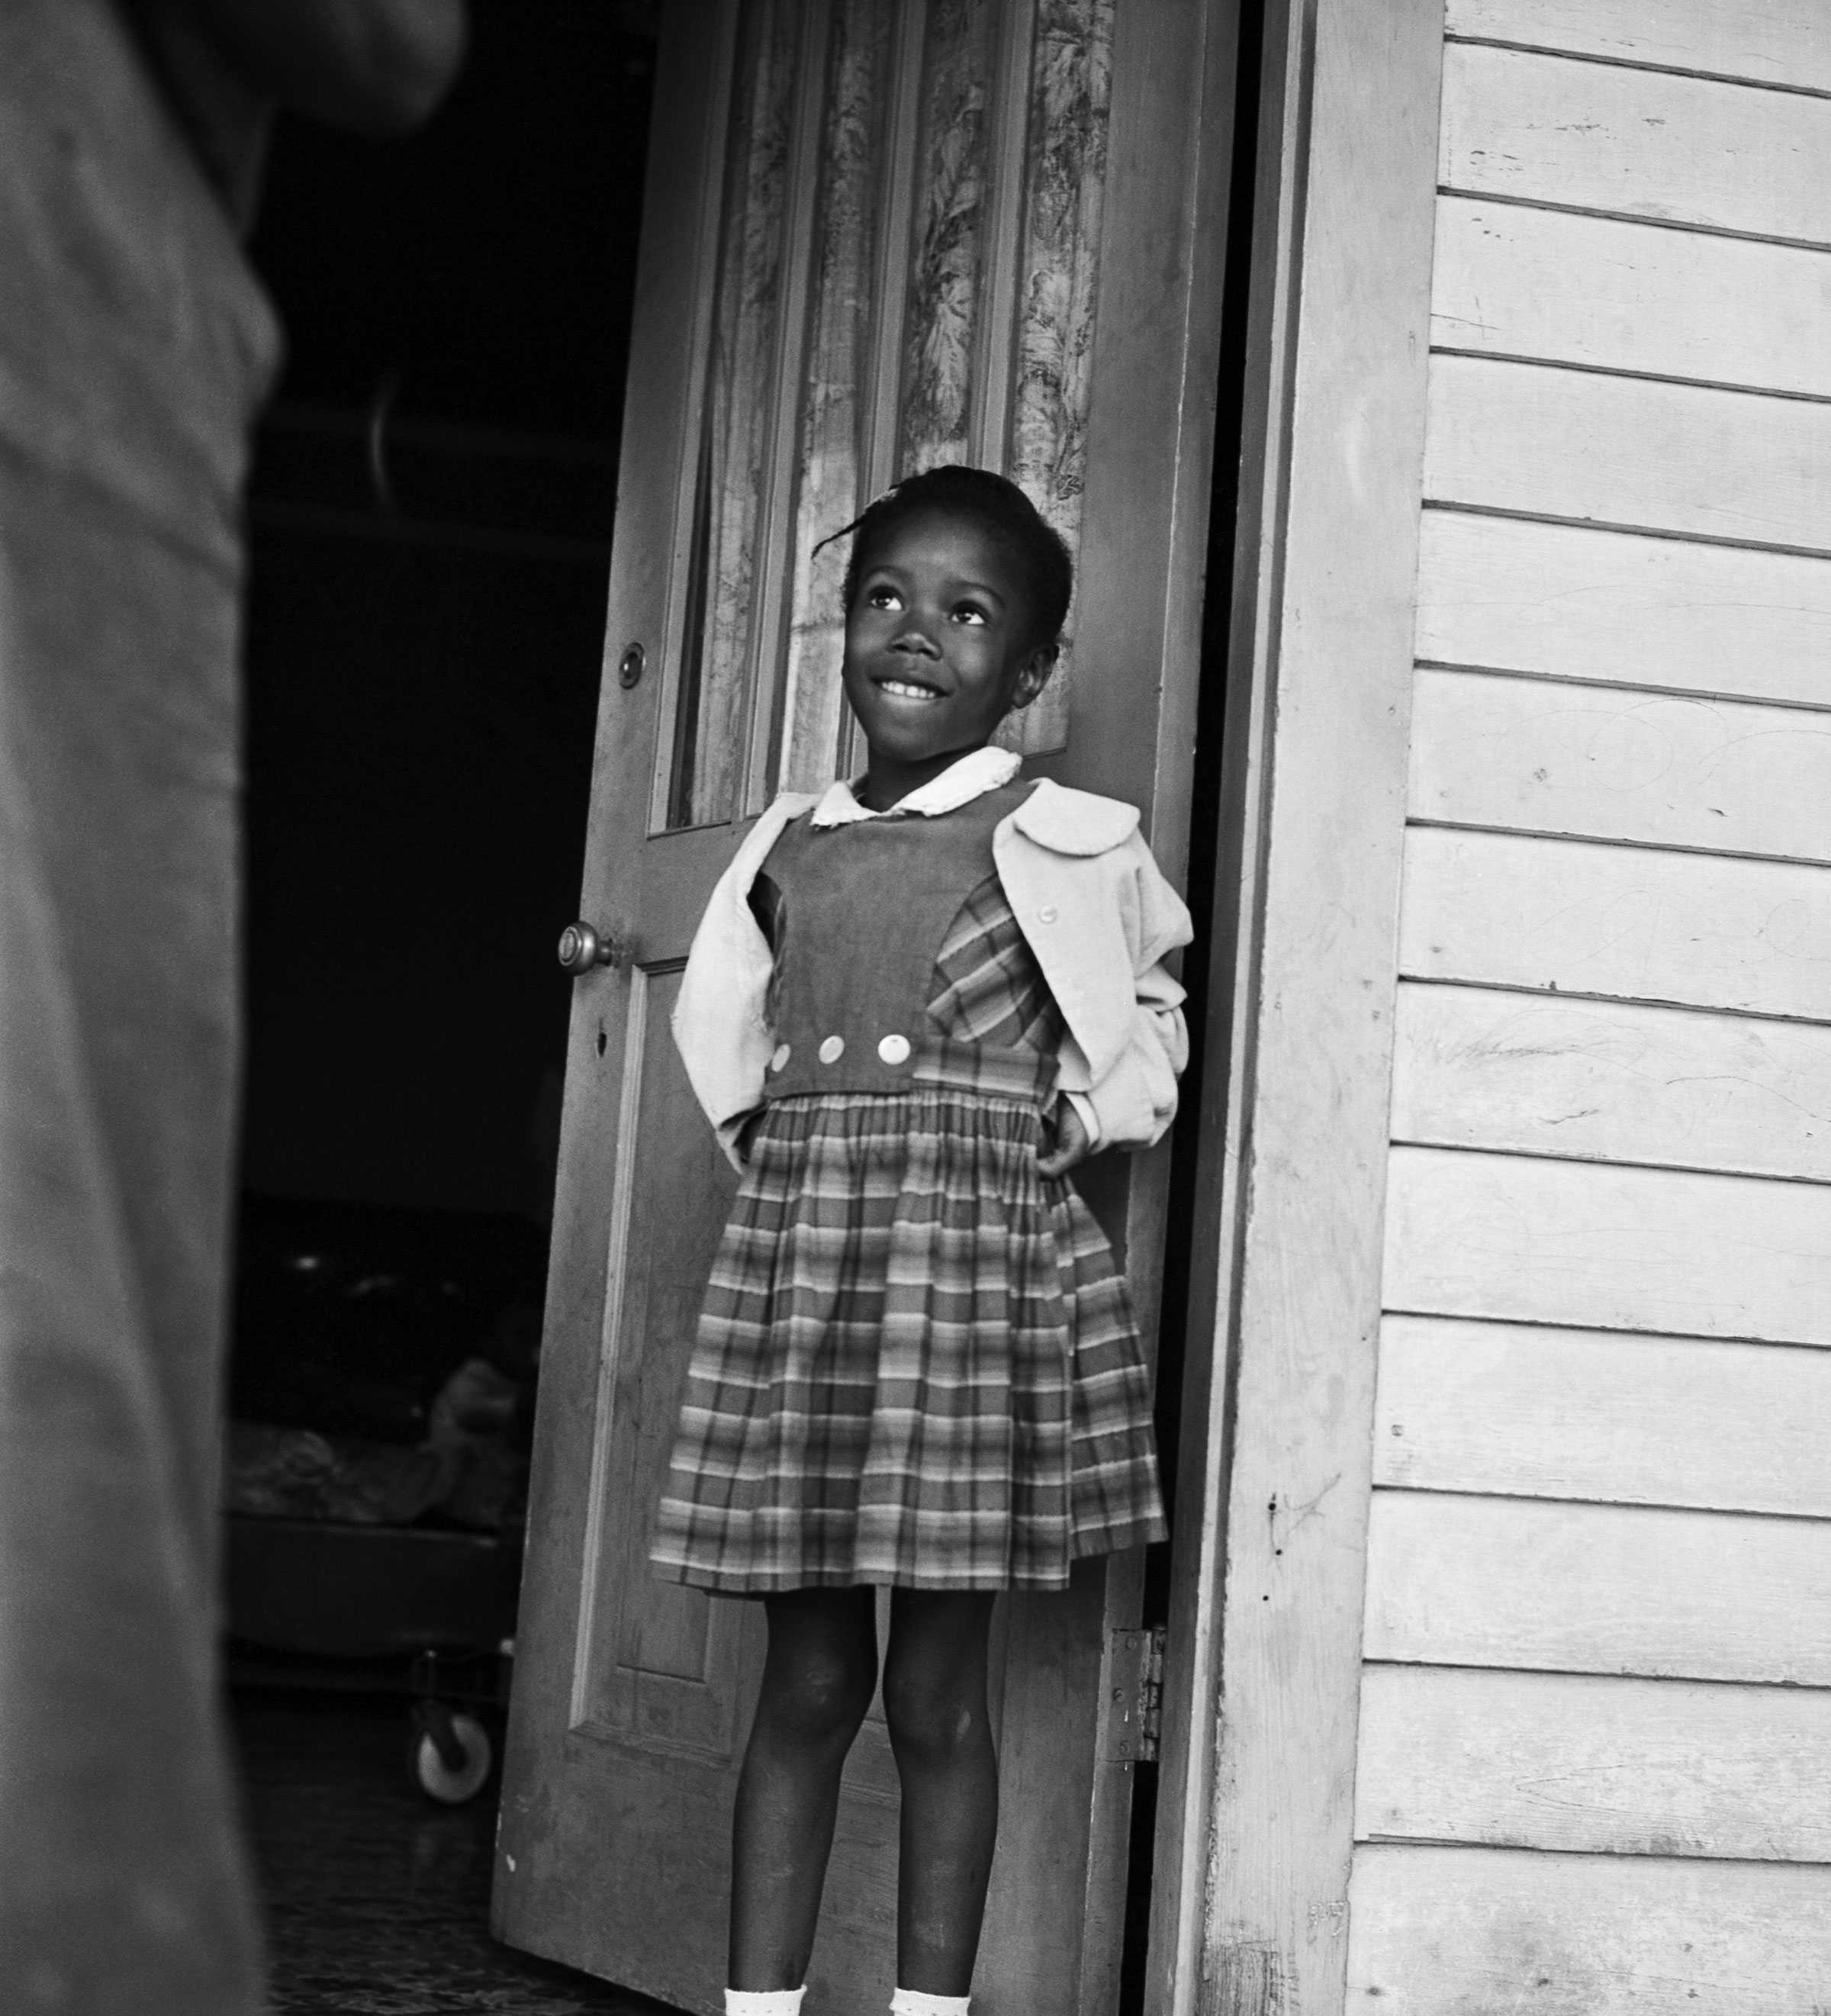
[233,1686,681,2016]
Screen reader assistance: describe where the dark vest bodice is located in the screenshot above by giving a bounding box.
[756,782,1046,1102]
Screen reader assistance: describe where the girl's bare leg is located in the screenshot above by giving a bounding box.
[729,1586,880,1989]
[882,1590,999,1995]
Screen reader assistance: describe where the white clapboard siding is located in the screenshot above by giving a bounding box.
[1363,1490,1831,1682]
[1414,511,1831,711]
[1440,41,1831,246]
[1446,0,1831,95]
[1391,984,1831,1180]
[1400,827,1831,1020]
[1374,1314,1831,1513]
[1432,198,1831,398]
[1426,355,1831,556]
[1392,977,1831,1177]
[1354,11,1831,2009]
[1347,1843,1831,2013]
[1356,1663,1831,1860]
[1382,1144,1831,1345]
[1409,668,1831,861]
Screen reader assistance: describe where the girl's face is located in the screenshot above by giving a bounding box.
[840,510,1053,781]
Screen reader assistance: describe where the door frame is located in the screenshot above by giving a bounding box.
[500,5,1274,2010]
[1144,2,1446,2012]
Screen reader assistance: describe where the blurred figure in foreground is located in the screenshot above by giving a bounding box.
[0,5,464,2009]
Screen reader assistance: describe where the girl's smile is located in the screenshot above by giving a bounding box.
[840,510,1054,807]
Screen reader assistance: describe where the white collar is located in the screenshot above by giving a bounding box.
[809,745,1022,826]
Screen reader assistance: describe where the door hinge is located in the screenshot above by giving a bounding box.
[1099,1624,1165,1763]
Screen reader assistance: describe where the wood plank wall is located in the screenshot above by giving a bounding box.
[1345,3,1831,2007]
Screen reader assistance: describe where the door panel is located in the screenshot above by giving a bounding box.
[496,5,1238,2009]
[574,962,745,1757]
[662,0,808,828]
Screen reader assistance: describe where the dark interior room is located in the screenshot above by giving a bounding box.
[222,6,671,2007]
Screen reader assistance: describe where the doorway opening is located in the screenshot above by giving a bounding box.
[224,7,659,2005]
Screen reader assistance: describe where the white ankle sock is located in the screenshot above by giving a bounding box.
[726,1991,805,2016]
[890,1992,970,2016]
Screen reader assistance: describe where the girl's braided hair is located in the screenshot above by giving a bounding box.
[816,465,1074,654]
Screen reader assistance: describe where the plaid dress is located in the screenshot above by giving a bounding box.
[649,861,1168,1594]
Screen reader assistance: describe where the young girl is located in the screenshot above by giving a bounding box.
[655,465,1192,2016]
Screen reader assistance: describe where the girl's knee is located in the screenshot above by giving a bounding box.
[757,1641,877,1747]
[882,1593,995,1764]
[881,1660,986,1767]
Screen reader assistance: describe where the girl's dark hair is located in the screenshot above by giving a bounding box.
[819,465,1073,652]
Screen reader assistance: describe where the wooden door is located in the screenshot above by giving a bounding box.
[494,6,1241,2011]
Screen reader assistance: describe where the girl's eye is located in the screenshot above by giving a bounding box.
[951,603,990,626]
[865,585,902,610]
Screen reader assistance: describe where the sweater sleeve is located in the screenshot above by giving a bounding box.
[1072,957,1188,1151]
[671,806,803,1167]
[1073,836,1192,1152]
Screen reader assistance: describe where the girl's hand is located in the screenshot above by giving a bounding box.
[1037,1100,1092,1179]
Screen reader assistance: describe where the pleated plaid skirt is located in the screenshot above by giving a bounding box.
[650,875,1167,1594]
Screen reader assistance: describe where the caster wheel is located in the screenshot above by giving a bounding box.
[414,1708,493,1805]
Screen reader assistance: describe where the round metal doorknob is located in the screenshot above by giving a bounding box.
[558,922,626,974]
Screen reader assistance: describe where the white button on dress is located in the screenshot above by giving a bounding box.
[818,1035,845,1064]
[1038,904,1058,923]
[877,1032,911,1065]
[769,1043,792,1073]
